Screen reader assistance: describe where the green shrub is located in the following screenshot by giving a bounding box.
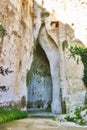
[65,106,86,125]
[65,115,76,122]
[54,105,87,126]
[0,108,27,124]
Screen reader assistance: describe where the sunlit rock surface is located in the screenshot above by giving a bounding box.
[0,0,34,109]
[0,0,87,112]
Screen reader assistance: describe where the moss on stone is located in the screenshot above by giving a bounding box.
[26,70,33,86]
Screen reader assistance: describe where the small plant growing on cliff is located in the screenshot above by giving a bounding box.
[0,66,13,76]
[69,46,87,88]
[0,24,7,37]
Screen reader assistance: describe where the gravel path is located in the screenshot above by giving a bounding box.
[0,118,87,130]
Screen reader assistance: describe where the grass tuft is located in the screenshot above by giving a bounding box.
[0,108,27,124]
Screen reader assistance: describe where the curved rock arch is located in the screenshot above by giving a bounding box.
[38,24,62,114]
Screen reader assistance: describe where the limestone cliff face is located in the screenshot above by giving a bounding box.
[0,0,87,112]
[0,0,33,109]
[34,0,87,112]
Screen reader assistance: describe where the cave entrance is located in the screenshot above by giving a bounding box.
[27,44,52,111]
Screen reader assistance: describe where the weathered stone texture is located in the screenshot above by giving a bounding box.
[34,0,87,112]
[0,0,33,108]
[0,0,87,112]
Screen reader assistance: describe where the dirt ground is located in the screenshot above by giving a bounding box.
[0,118,87,130]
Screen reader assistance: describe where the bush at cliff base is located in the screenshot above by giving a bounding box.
[54,105,87,126]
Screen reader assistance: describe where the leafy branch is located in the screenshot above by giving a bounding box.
[69,46,87,87]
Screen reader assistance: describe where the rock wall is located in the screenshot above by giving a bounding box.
[34,0,87,112]
[0,0,34,109]
[0,0,87,112]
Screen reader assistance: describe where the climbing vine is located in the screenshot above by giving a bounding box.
[69,46,87,88]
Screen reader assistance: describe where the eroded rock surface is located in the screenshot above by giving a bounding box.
[0,0,33,109]
[0,0,87,112]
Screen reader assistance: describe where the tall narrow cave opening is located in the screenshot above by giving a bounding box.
[27,44,52,111]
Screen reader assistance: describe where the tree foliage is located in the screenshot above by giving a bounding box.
[69,46,87,87]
